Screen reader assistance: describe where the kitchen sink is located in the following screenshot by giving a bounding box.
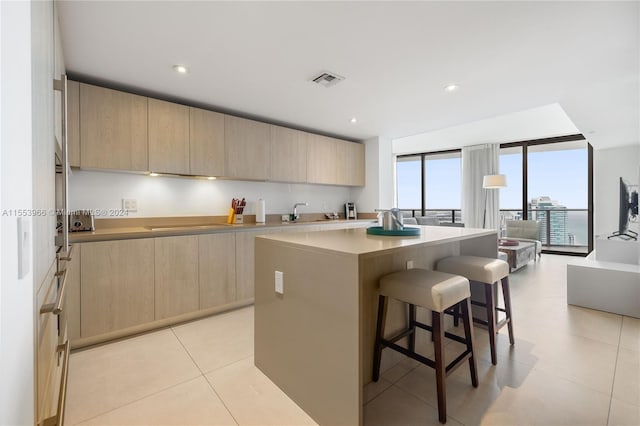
[145,224,232,231]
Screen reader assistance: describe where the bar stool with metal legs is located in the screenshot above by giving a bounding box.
[436,256,514,365]
[372,269,479,424]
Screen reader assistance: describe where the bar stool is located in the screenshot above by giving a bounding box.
[436,256,514,365]
[372,269,478,424]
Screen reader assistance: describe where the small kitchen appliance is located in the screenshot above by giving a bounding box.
[345,202,357,220]
[57,209,95,232]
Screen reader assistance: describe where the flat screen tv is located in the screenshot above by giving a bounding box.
[609,177,638,240]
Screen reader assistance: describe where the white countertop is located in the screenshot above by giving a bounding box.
[257,225,496,257]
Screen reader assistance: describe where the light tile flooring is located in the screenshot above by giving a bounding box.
[66,255,640,425]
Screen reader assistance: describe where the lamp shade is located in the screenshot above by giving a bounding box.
[483,174,507,189]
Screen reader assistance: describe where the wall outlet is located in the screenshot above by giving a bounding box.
[275,271,284,294]
[122,198,138,212]
[406,260,414,270]
[17,217,31,279]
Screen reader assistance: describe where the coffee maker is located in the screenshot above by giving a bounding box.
[345,202,357,220]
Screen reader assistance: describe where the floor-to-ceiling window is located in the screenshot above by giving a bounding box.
[499,146,524,221]
[396,150,462,223]
[396,135,592,255]
[500,136,593,255]
[396,155,422,211]
[425,151,462,223]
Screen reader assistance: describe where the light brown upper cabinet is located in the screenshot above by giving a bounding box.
[148,99,190,175]
[224,116,270,180]
[269,125,308,183]
[66,80,80,167]
[307,134,338,185]
[80,83,148,171]
[189,107,225,177]
[73,81,364,185]
[337,141,365,186]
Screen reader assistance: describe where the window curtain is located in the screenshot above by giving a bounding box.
[461,144,500,229]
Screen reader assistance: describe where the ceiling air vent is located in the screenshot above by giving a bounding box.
[311,71,345,88]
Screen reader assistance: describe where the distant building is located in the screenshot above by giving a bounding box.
[528,196,569,245]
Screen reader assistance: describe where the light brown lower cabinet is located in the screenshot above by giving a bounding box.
[235,230,263,301]
[199,233,236,309]
[66,244,81,341]
[72,223,370,345]
[154,235,199,320]
[81,239,155,337]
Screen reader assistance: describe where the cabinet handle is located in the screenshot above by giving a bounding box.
[57,244,74,262]
[40,269,68,315]
[41,341,70,426]
[54,75,69,253]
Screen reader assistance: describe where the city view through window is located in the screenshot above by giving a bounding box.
[396,141,589,252]
[501,143,588,248]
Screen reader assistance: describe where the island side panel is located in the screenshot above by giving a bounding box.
[255,237,361,426]
[359,241,461,384]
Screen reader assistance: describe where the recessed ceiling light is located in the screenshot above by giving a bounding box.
[207,176,216,180]
[149,172,159,177]
[350,117,357,124]
[173,64,189,74]
[444,84,459,92]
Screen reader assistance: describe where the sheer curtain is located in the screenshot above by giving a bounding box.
[461,144,500,229]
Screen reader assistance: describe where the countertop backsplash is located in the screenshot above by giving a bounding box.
[69,169,354,218]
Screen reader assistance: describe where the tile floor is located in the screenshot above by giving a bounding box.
[66,254,640,425]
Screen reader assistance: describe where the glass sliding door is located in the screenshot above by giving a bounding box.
[527,140,589,253]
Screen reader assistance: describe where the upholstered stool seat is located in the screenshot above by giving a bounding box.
[373,269,478,424]
[436,256,514,365]
[437,256,509,284]
[380,269,470,313]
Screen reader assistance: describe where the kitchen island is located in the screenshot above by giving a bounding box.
[254,225,497,426]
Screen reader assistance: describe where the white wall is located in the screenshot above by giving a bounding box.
[69,170,354,218]
[594,144,640,237]
[352,136,394,212]
[1,1,36,424]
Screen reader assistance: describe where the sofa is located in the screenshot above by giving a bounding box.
[412,216,464,226]
[505,220,542,258]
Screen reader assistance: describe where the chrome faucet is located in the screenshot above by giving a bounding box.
[292,202,308,222]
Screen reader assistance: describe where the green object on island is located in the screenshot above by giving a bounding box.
[366,226,421,236]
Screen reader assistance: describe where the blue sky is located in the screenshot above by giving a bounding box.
[397,148,588,209]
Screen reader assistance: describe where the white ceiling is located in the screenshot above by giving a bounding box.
[58,1,639,150]
[393,103,580,154]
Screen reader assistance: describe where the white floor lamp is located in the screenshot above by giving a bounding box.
[482,174,507,228]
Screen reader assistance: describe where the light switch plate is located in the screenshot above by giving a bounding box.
[406,260,414,270]
[275,271,284,294]
[17,217,31,279]
[122,198,138,212]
